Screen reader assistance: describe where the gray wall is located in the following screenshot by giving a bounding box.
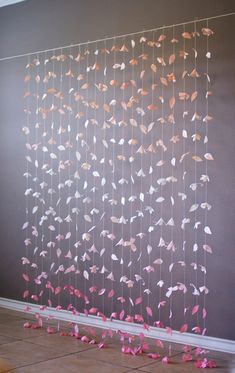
[0,0,234,341]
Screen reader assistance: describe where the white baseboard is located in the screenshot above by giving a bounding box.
[0,0,25,8]
[0,297,234,354]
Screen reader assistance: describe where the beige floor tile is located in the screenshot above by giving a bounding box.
[0,311,22,324]
[9,355,132,373]
[0,315,21,324]
[0,340,66,370]
[0,334,19,345]
[24,333,97,354]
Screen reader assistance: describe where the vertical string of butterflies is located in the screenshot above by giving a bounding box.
[22,23,214,340]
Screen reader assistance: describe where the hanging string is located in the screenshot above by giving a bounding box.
[84,42,89,307]
[147,30,155,325]
[39,53,48,304]
[49,51,56,307]
[169,25,176,345]
[24,54,31,303]
[2,12,234,63]
[182,24,187,321]
[110,37,116,315]
[40,51,47,306]
[92,42,98,305]
[75,44,81,310]
[203,18,210,332]
[139,31,145,318]
[129,35,135,316]
[159,27,165,322]
[34,52,39,301]
[193,21,199,327]
[101,39,107,315]
[121,37,126,308]
[57,48,63,309]
[67,47,72,306]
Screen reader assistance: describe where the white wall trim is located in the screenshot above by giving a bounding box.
[0,0,25,7]
[0,297,234,354]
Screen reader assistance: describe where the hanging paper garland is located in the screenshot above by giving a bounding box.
[22,22,214,362]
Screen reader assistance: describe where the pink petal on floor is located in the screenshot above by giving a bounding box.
[46,326,56,334]
[122,345,131,354]
[81,335,90,343]
[148,353,161,359]
[182,353,193,362]
[89,339,96,344]
[207,360,217,368]
[162,356,170,364]
[98,342,106,349]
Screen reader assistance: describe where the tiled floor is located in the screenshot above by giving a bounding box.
[0,307,234,372]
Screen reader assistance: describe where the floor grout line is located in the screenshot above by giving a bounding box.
[3,346,98,373]
[21,337,99,353]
